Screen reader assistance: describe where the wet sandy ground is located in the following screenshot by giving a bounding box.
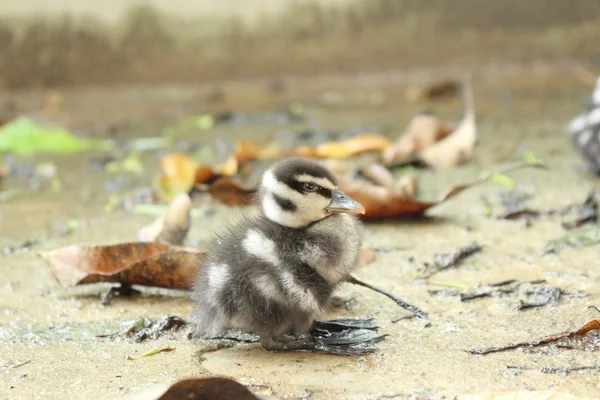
[1,68,600,399]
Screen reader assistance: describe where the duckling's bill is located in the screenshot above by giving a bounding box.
[325,189,366,215]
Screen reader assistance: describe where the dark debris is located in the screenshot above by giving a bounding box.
[430,279,578,311]
[422,242,483,277]
[496,189,599,231]
[507,365,600,374]
[97,315,188,342]
[561,189,598,230]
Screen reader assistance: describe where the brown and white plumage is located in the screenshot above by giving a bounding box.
[190,157,365,342]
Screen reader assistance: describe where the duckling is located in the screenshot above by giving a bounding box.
[191,157,365,345]
[567,76,600,173]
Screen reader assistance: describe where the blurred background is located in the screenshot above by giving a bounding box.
[0,0,599,89]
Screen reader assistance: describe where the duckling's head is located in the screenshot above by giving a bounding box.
[259,157,365,228]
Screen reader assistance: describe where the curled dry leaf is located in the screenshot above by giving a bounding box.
[339,175,472,220]
[383,112,453,166]
[234,139,260,164]
[419,79,477,169]
[206,177,257,206]
[40,242,204,289]
[138,193,192,245]
[360,163,395,188]
[214,139,263,177]
[314,133,392,158]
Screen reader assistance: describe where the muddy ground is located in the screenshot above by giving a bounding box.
[1,67,600,399]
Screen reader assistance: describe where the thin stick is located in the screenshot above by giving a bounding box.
[348,276,428,319]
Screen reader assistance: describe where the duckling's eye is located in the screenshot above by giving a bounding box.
[302,182,318,192]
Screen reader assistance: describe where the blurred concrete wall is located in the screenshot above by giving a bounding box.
[1,0,352,22]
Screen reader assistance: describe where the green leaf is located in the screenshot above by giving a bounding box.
[0,117,109,155]
[523,151,545,167]
[490,173,515,187]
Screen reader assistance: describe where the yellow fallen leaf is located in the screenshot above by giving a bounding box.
[127,347,175,360]
[315,133,391,158]
[215,154,238,176]
[156,153,199,200]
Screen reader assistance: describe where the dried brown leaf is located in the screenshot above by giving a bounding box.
[194,166,214,185]
[419,80,477,169]
[40,242,204,289]
[206,177,257,206]
[360,163,395,188]
[398,174,418,197]
[383,113,453,166]
[234,139,260,164]
[339,172,474,220]
[138,193,192,245]
[339,177,435,219]
[155,378,262,400]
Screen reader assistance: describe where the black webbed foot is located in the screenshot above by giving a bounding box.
[261,317,387,356]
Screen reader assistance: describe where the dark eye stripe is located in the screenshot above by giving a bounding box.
[283,178,333,199]
[317,187,332,199]
[272,194,297,211]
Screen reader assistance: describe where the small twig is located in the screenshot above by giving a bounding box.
[470,318,600,355]
[348,276,427,319]
[589,305,600,314]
